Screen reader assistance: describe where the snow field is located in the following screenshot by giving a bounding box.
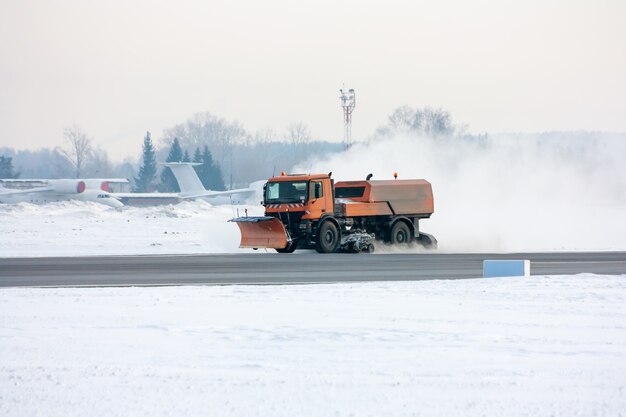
[0,201,263,257]
[1,274,625,416]
[1,200,625,258]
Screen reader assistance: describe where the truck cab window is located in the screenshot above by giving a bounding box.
[266,181,308,203]
[311,181,323,199]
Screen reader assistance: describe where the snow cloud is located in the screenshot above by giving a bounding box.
[305,132,626,252]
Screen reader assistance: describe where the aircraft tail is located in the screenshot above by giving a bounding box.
[164,163,206,196]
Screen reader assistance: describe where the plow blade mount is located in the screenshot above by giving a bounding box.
[230,216,289,249]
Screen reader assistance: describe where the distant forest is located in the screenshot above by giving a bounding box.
[0,112,350,191]
[3,106,609,191]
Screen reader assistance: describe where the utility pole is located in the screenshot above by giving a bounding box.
[339,88,356,150]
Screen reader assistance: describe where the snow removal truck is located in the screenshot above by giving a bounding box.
[230,172,437,253]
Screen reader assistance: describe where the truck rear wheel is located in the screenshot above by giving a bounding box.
[389,221,411,245]
[316,221,340,253]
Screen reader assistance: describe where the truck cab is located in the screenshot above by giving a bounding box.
[263,173,333,221]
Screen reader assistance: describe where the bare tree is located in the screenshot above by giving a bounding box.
[287,122,311,160]
[61,125,92,178]
[251,128,276,145]
[375,106,455,138]
[375,105,415,137]
[388,105,416,131]
[422,107,454,136]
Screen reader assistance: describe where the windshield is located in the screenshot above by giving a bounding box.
[265,181,308,203]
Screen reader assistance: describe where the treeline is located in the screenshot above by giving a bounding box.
[0,146,136,181]
[133,133,225,192]
[133,112,343,191]
[0,125,136,181]
[158,113,342,188]
[0,106,467,186]
[0,113,342,189]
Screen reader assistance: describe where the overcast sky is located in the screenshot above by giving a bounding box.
[1,0,625,160]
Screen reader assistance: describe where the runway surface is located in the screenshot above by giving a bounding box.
[1,251,625,288]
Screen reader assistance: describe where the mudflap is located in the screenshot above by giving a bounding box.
[229,216,290,249]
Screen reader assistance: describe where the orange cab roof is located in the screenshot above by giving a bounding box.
[267,173,329,182]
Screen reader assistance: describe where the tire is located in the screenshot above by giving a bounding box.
[389,221,411,245]
[275,240,298,253]
[315,221,340,253]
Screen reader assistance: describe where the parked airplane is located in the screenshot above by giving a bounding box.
[113,163,256,206]
[0,164,257,208]
[0,179,124,208]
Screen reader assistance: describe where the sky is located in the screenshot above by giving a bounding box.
[1,0,625,160]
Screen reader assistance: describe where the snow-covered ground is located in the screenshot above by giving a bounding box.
[1,200,625,257]
[0,201,264,257]
[1,274,625,416]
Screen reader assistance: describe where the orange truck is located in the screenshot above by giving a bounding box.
[231,172,437,253]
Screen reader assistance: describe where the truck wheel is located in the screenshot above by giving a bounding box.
[316,221,340,253]
[390,221,411,245]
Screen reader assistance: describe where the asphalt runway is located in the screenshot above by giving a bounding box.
[0,251,625,288]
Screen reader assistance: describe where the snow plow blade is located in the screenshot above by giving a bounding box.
[229,216,289,249]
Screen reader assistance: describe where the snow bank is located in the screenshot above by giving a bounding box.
[1,274,625,416]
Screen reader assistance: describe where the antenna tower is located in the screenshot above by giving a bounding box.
[339,88,356,150]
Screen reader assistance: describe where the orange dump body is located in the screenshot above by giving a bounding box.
[334,179,434,218]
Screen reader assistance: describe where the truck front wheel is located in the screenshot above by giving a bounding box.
[316,221,340,253]
[389,221,411,245]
